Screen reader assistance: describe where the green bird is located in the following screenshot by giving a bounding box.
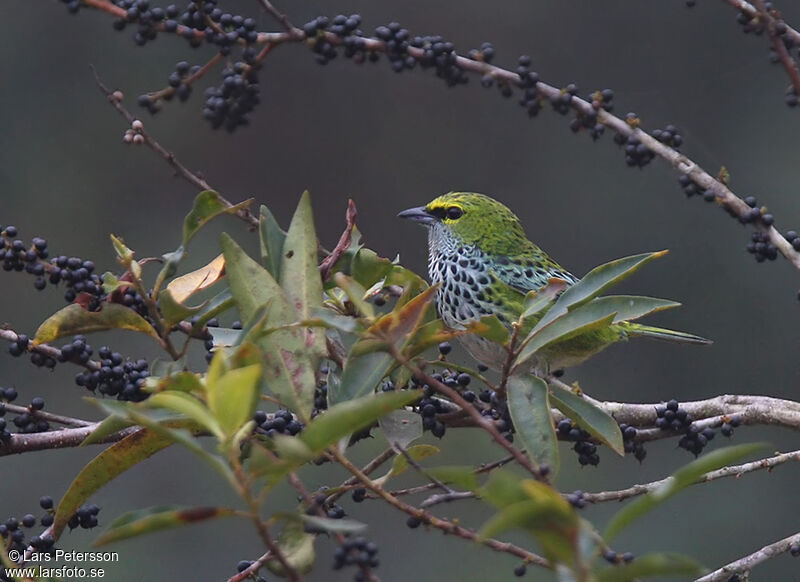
[398,192,710,372]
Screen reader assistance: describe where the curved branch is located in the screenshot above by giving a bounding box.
[0,424,138,456]
[696,530,800,582]
[583,449,800,504]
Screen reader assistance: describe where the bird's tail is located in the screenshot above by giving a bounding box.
[623,322,712,345]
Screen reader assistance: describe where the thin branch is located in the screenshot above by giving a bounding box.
[0,328,100,371]
[227,551,273,582]
[330,447,550,569]
[257,0,300,36]
[420,490,475,508]
[327,447,395,503]
[724,0,800,45]
[753,0,800,97]
[91,67,259,228]
[583,449,800,504]
[696,531,800,582]
[320,199,357,282]
[0,424,138,457]
[1,403,93,428]
[395,442,454,495]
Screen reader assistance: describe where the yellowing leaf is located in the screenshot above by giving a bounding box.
[166,254,226,304]
[34,303,159,345]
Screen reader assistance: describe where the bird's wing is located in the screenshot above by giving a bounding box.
[490,253,578,295]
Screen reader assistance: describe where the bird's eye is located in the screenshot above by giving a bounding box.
[446,206,464,220]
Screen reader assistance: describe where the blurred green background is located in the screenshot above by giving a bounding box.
[2,1,800,580]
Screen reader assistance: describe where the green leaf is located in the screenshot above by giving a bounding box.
[259,204,286,280]
[309,307,362,333]
[521,278,569,319]
[279,191,326,366]
[183,190,251,246]
[351,248,394,289]
[466,315,510,344]
[507,375,559,476]
[146,391,223,439]
[158,288,203,328]
[190,287,234,329]
[379,410,423,450]
[205,361,262,438]
[110,234,135,263]
[80,415,135,446]
[604,443,765,540]
[426,466,479,492]
[265,519,315,576]
[335,350,394,405]
[535,252,668,331]
[480,480,579,566]
[54,429,173,539]
[480,470,531,509]
[300,390,421,454]
[94,506,237,547]
[333,272,374,319]
[388,444,440,477]
[517,306,617,367]
[278,513,368,535]
[549,383,624,455]
[588,295,679,324]
[207,326,242,348]
[33,303,159,345]
[595,553,702,582]
[221,233,315,419]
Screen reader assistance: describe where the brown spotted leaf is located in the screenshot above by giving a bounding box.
[34,303,159,345]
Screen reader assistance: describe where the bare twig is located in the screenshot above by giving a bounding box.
[395,442,454,495]
[420,490,476,508]
[583,449,800,504]
[0,424,139,457]
[320,199,357,282]
[1,403,93,428]
[91,67,258,228]
[330,447,550,569]
[696,531,800,582]
[227,551,273,582]
[753,0,800,97]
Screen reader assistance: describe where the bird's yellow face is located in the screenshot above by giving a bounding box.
[399,192,535,256]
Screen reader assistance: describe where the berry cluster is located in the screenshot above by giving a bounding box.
[570,90,611,140]
[557,419,599,466]
[619,423,647,462]
[0,496,61,560]
[234,560,266,582]
[202,60,261,132]
[720,415,741,437]
[67,504,101,530]
[74,341,150,401]
[603,549,635,565]
[678,424,717,457]
[565,490,586,509]
[166,60,198,102]
[332,536,380,579]
[5,397,50,435]
[655,399,692,431]
[305,490,346,523]
[253,409,303,437]
[678,175,716,202]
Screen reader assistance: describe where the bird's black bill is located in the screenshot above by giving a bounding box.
[397,206,436,225]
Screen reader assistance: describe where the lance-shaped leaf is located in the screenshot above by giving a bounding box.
[53,429,173,539]
[221,233,315,418]
[507,375,559,476]
[146,391,223,440]
[351,247,394,290]
[205,361,262,438]
[94,506,238,547]
[300,390,421,454]
[333,272,374,319]
[266,519,315,576]
[259,204,286,279]
[521,278,569,320]
[158,288,203,328]
[34,303,159,345]
[604,443,765,540]
[549,383,623,456]
[466,315,510,345]
[387,444,440,478]
[165,253,226,304]
[480,479,579,566]
[190,287,234,329]
[589,295,680,324]
[595,553,702,582]
[183,190,252,246]
[379,410,423,451]
[517,305,617,367]
[534,251,667,331]
[334,287,436,403]
[426,466,479,492]
[280,192,326,365]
